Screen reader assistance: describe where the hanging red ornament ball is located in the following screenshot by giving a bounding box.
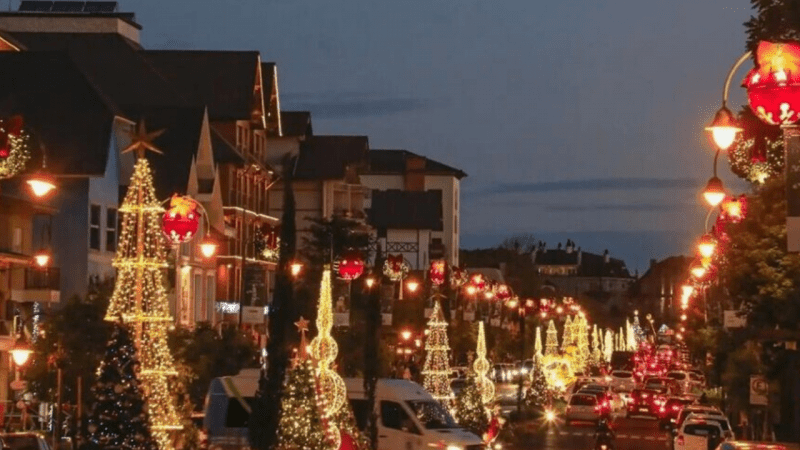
[162,195,200,245]
[336,251,364,281]
[744,41,800,125]
[469,273,486,291]
[338,432,357,450]
[429,259,446,286]
[494,284,512,302]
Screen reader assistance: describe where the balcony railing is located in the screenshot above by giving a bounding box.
[24,268,60,290]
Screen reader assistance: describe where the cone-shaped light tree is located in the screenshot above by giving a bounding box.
[87,321,156,450]
[591,325,602,364]
[574,315,590,371]
[561,316,573,352]
[309,267,345,450]
[545,320,559,356]
[422,301,455,410]
[534,326,543,359]
[473,322,495,405]
[604,330,614,362]
[103,130,182,450]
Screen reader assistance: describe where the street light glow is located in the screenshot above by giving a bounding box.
[703,176,726,207]
[26,174,57,198]
[401,330,412,341]
[199,238,217,258]
[705,106,742,151]
[697,234,716,259]
[290,261,303,277]
[406,280,419,293]
[32,249,50,268]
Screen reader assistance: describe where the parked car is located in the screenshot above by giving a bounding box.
[610,370,636,392]
[674,418,725,450]
[0,433,52,450]
[565,393,603,426]
[344,378,483,450]
[714,442,790,450]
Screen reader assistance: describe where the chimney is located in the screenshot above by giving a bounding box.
[403,153,426,191]
[603,249,610,263]
[0,1,141,44]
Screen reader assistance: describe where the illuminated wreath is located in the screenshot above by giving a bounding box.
[0,116,30,179]
[449,266,468,288]
[383,254,409,281]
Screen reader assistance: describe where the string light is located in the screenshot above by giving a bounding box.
[0,127,30,179]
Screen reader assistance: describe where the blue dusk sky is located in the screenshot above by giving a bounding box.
[126,0,754,272]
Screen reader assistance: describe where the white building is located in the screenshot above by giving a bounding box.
[361,150,466,270]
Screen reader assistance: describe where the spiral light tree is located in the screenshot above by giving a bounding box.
[422,301,455,410]
[309,267,344,450]
[473,322,495,406]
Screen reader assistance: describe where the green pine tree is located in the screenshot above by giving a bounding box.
[527,357,549,407]
[276,359,332,450]
[454,374,489,437]
[745,0,800,53]
[87,322,155,450]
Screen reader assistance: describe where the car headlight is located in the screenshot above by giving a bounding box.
[446,445,463,450]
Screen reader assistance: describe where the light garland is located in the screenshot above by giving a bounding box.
[0,125,30,179]
[473,322,495,405]
[422,301,455,410]
[103,156,182,449]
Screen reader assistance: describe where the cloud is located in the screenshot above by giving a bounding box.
[281,92,439,119]
[471,177,698,196]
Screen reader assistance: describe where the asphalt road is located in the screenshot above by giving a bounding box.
[508,414,670,450]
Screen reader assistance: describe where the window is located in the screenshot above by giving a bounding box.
[11,227,21,253]
[380,401,418,434]
[106,208,117,252]
[90,204,101,250]
[349,399,370,431]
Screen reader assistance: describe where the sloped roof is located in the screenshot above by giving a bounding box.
[368,189,442,231]
[5,32,189,115]
[293,135,369,180]
[143,50,259,120]
[210,127,244,164]
[280,111,312,137]
[0,51,114,176]
[141,107,207,199]
[533,246,632,278]
[369,149,466,179]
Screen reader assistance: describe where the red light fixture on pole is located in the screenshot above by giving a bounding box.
[705,106,742,151]
[703,177,726,207]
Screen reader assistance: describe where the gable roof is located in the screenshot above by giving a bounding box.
[293,135,369,180]
[280,111,312,137]
[143,50,259,121]
[0,51,114,176]
[210,127,244,164]
[368,189,442,231]
[369,149,466,179]
[134,107,207,199]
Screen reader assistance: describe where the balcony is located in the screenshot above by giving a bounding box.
[11,268,60,304]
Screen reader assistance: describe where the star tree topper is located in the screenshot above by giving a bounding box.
[123,120,165,158]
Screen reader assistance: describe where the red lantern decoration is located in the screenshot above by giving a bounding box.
[162,195,200,245]
[744,41,800,125]
[494,284,512,302]
[336,250,364,281]
[469,273,486,291]
[429,260,446,286]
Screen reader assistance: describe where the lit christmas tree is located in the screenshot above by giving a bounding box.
[309,267,346,450]
[527,355,549,407]
[618,327,625,351]
[561,315,573,352]
[545,320,559,356]
[454,374,489,437]
[574,315,589,372]
[276,317,333,450]
[422,301,455,410]
[104,124,181,449]
[534,326,543,359]
[473,322,494,405]
[604,330,613,362]
[632,313,646,346]
[591,325,602,364]
[87,321,156,450]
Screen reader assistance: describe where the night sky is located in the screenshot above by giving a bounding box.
[128,0,755,272]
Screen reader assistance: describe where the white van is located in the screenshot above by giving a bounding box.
[344,378,485,450]
[204,368,260,450]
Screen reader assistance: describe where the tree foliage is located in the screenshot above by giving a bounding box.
[745,0,800,53]
[454,375,489,437]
